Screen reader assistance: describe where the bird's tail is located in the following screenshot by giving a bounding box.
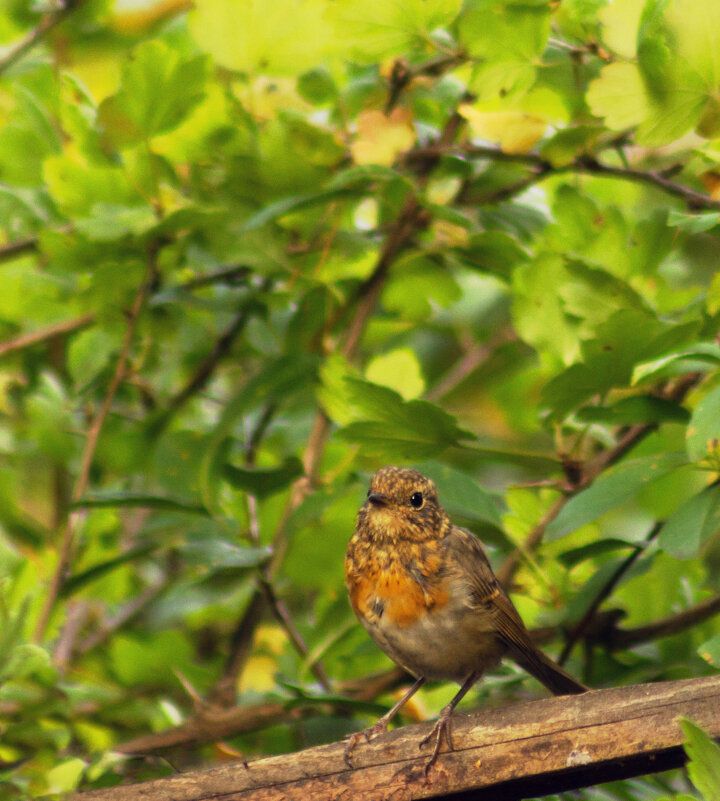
[512,645,589,695]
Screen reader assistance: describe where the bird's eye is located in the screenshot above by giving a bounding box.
[409,492,424,509]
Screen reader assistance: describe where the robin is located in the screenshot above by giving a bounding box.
[344,466,588,770]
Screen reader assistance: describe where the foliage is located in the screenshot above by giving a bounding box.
[0,0,719,797]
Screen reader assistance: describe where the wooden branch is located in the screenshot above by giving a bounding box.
[76,675,720,801]
[408,144,720,210]
[0,0,84,76]
[0,313,95,359]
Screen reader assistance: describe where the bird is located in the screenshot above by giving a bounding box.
[344,466,588,771]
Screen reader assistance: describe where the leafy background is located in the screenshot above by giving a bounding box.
[1,0,720,797]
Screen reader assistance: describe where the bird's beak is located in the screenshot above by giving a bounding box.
[367,493,389,507]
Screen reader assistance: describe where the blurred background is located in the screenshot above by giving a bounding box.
[0,0,719,797]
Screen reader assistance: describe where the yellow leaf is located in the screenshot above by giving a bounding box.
[458,106,546,154]
[351,109,416,166]
[586,63,650,131]
[365,348,425,399]
[598,0,646,58]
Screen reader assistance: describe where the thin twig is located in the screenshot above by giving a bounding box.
[0,235,39,264]
[158,280,272,428]
[177,265,252,291]
[498,373,703,588]
[0,0,83,77]
[558,522,663,665]
[77,577,168,655]
[259,577,331,690]
[33,247,156,645]
[408,143,720,210]
[612,592,720,650]
[427,328,517,402]
[0,313,95,359]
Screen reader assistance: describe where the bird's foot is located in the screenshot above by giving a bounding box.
[418,708,454,774]
[344,718,390,767]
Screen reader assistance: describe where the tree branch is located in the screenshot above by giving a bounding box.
[611,592,720,650]
[0,0,84,77]
[78,676,720,801]
[0,234,40,264]
[497,373,703,587]
[558,522,663,665]
[407,144,720,210]
[0,314,95,359]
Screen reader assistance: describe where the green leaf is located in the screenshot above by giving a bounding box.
[459,231,531,277]
[240,188,358,232]
[659,483,720,558]
[60,544,157,598]
[542,310,674,420]
[297,68,337,105]
[546,452,688,541]
[72,493,209,515]
[201,355,319,507]
[668,210,720,234]
[223,457,304,498]
[698,632,720,668]
[540,125,604,167]
[558,539,639,568]
[586,63,650,131]
[98,41,209,147]
[633,344,720,385]
[577,396,690,426]
[179,539,273,571]
[459,4,550,62]
[687,385,720,462]
[364,348,425,400]
[383,255,461,321]
[1,643,52,681]
[680,719,720,801]
[415,461,504,528]
[512,253,580,363]
[190,0,331,74]
[74,203,157,242]
[328,0,461,63]
[337,378,475,459]
[67,327,117,388]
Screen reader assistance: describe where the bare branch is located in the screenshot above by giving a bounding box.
[0,235,39,264]
[0,0,84,77]
[427,328,517,402]
[407,143,720,210]
[77,577,168,656]
[158,280,272,429]
[0,314,95,359]
[612,592,720,650]
[558,522,662,665]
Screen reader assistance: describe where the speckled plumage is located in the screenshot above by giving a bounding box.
[345,466,587,769]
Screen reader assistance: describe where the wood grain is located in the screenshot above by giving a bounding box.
[76,675,720,801]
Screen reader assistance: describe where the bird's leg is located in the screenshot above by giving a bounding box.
[419,671,479,773]
[344,675,426,766]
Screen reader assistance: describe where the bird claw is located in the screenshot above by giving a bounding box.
[344,719,390,767]
[419,712,454,774]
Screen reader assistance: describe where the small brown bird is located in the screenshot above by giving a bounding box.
[345,466,587,770]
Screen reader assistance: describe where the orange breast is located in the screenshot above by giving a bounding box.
[348,554,449,628]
